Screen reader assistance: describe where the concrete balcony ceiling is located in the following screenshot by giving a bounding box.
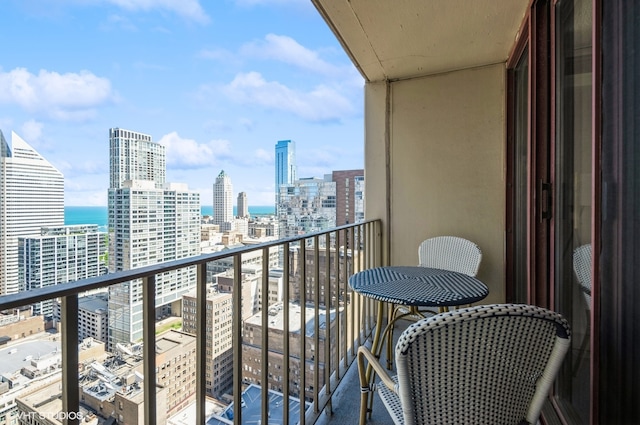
[312,0,530,82]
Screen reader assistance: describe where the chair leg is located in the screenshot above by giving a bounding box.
[358,348,377,425]
[359,389,369,425]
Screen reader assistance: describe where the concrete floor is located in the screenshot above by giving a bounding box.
[315,353,395,425]
[315,321,412,425]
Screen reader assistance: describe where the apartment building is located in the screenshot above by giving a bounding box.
[107,128,201,350]
[19,225,107,318]
[241,303,340,401]
[182,290,233,398]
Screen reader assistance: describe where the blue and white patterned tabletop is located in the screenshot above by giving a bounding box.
[348,266,489,306]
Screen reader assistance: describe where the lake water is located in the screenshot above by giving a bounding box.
[64,205,276,229]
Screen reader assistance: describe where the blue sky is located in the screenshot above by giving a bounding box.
[0,0,364,206]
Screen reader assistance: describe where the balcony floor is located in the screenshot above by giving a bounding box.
[316,320,413,425]
[316,352,394,425]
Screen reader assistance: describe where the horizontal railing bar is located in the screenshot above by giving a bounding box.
[0,220,378,311]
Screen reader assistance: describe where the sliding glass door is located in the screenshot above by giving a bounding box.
[552,0,592,422]
[508,0,594,422]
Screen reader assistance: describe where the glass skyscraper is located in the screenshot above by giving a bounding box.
[277,176,336,238]
[275,140,297,205]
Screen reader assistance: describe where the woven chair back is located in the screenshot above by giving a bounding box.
[418,236,482,277]
[394,304,571,425]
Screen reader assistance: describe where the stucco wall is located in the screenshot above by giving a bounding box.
[365,64,506,303]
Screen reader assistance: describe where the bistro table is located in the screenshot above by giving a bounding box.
[349,266,489,422]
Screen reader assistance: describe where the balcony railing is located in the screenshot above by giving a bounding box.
[0,219,382,424]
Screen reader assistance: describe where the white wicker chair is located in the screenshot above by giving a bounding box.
[386,236,483,363]
[358,304,571,425]
[418,236,482,277]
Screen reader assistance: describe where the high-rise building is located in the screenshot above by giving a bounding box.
[109,127,165,189]
[213,170,233,231]
[182,289,233,397]
[19,225,107,318]
[241,302,341,401]
[107,128,200,349]
[275,140,296,204]
[331,170,365,225]
[237,191,249,218]
[277,176,336,238]
[0,131,64,295]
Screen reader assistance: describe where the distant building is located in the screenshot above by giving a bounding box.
[275,140,297,205]
[215,268,261,320]
[277,176,336,238]
[109,127,165,189]
[241,303,341,401]
[0,130,64,296]
[54,292,109,343]
[182,290,233,398]
[0,309,46,341]
[213,170,234,231]
[332,169,365,225]
[1,337,106,425]
[288,245,355,307]
[107,128,201,350]
[80,330,195,422]
[248,216,279,239]
[19,225,107,318]
[15,331,194,424]
[15,381,100,425]
[206,384,309,425]
[233,217,249,237]
[237,191,249,218]
[206,245,280,279]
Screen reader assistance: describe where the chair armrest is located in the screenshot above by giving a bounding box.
[357,346,396,392]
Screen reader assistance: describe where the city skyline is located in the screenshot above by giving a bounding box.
[0,1,364,207]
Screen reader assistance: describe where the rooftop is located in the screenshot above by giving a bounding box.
[0,340,60,377]
[206,384,308,425]
[79,293,108,314]
[244,302,336,336]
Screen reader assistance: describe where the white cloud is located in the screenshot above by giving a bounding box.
[102,14,138,31]
[241,34,340,75]
[104,0,210,24]
[20,120,44,144]
[222,72,354,122]
[158,131,231,169]
[56,159,108,177]
[0,68,115,121]
[254,148,273,163]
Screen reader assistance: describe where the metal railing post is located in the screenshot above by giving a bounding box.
[143,275,157,425]
[232,254,243,425]
[261,248,269,425]
[61,294,79,425]
[196,263,207,424]
[283,241,291,425]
